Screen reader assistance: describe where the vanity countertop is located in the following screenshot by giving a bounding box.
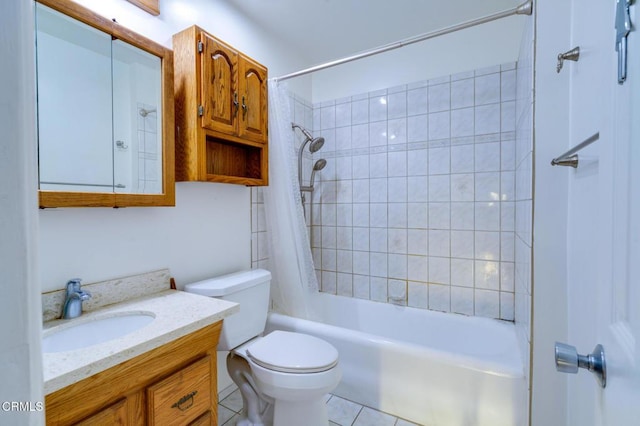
[43,290,238,394]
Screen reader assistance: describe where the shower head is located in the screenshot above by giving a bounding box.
[309,159,327,187]
[292,123,324,152]
[309,137,325,153]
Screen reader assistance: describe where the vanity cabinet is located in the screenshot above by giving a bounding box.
[45,322,221,425]
[173,25,268,186]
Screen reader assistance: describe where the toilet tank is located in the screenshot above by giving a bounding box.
[184,269,271,351]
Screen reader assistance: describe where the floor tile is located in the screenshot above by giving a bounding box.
[353,406,397,426]
[222,412,241,426]
[220,388,244,412]
[219,384,238,401]
[217,405,236,425]
[326,395,363,425]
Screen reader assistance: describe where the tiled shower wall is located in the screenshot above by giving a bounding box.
[310,64,517,320]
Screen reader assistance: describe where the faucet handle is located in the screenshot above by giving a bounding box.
[66,278,82,293]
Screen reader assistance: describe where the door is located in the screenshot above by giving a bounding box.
[564,0,640,424]
[200,32,238,135]
[238,55,268,143]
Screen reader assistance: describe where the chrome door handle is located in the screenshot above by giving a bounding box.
[555,342,606,388]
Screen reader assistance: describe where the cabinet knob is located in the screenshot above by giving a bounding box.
[242,95,247,116]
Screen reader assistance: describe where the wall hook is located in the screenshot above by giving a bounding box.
[557,46,580,73]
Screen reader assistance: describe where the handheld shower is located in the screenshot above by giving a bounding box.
[309,159,327,188]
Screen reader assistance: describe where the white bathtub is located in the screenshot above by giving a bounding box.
[265,293,527,426]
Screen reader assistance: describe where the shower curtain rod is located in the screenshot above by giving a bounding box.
[274,0,533,82]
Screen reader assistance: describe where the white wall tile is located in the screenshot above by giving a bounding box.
[408,202,428,229]
[352,178,370,203]
[475,202,500,231]
[370,203,388,227]
[429,256,450,285]
[451,144,475,173]
[336,227,353,250]
[451,78,474,109]
[388,150,407,176]
[451,286,475,315]
[369,96,388,122]
[451,202,475,230]
[428,202,450,229]
[388,177,407,202]
[475,73,500,105]
[321,271,337,294]
[353,274,370,299]
[475,260,500,290]
[407,88,428,115]
[475,142,501,172]
[407,176,429,202]
[370,153,388,178]
[337,273,353,296]
[388,203,408,228]
[352,123,369,148]
[369,121,387,147]
[407,148,429,176]
[451,173,474,201]
[388,92,407,119]
[336,250,353,273]
[353,227,369,251]
[428,230,450,257]
[370,228,388,253]
[408,229,428,255]
[408,281,429,308]
[451,107,474,137]
[475,289,500,318]
[353,251,370,275]
[370,252,388,277]
[429,146,450,175]
[408,114,429,142]
[321,105,336,130]
[428,83,450,112]
[429,283,450,312]
[475,231,500,260]
[428,175,450,202]
[388,279,407,305]
[451,230,474,259]
[322,247,337,270]
[351,99,369,124]
[370,277,387,302]
[335,156,353,180]
[388,254,407,279]
[335,102,352,128]
[475,172,500,201]
[475,104,501,135]
[501,70,516,102]
[388,118,407,145]
[408,255,428,282]
[451,258,474,287]
[500,291,515,321]
[428,111,451,140]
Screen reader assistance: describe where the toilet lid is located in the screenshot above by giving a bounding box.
[246,331,339,373]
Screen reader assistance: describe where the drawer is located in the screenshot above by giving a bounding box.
[147,356,212,426]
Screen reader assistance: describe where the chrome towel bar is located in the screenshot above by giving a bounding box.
[551,132,599,168]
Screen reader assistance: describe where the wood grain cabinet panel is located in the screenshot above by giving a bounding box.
[173,25,268,186]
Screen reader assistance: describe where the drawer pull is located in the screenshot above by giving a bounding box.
[171,390,198,411]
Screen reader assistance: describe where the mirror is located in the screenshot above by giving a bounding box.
[35,0,174,207]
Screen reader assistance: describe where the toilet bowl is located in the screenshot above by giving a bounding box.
[185,270,341,426]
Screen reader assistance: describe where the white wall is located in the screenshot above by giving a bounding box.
[311,17,525,103]
[38,0,311,293]
[0,1,44,424]
[530,0,570,424]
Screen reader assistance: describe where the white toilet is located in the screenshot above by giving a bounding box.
[185,269,341,426]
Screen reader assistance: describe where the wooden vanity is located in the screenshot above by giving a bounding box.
[41,270,238,426]
[46,322,221,425]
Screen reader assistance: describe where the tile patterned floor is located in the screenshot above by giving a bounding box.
[218,385,421,426]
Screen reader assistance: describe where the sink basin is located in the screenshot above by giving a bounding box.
[43,312,155,353]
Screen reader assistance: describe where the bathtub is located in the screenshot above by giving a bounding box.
[265,293,526,426]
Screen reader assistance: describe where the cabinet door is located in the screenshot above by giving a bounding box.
[200,33,238,135]
[74,398,128,426]
[238,56,268,143]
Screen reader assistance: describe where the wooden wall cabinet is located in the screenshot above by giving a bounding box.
[173,26,268,186]
[45,322,221,425]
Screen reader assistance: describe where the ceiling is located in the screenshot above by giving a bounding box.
[225,0,520,65]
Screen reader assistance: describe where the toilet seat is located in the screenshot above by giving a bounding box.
[246,330,339,373]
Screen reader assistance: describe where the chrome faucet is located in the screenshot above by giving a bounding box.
[61,278,91,319]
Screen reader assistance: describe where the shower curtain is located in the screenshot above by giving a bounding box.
[262,79,319,320]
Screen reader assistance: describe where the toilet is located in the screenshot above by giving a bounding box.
[185,269,341,426]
